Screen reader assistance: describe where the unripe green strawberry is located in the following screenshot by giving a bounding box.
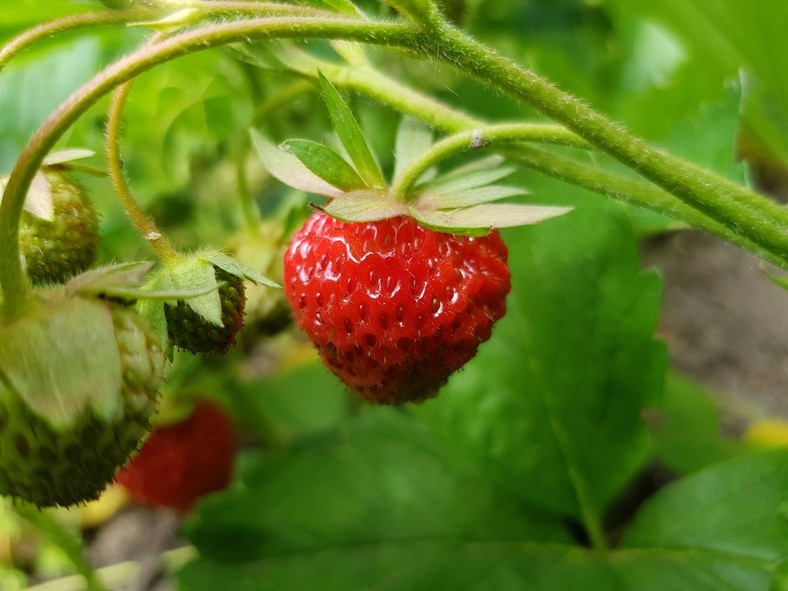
[19,170,99,285]
[164,267,246,355]
[0,294,164,507]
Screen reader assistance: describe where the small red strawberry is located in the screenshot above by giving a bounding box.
[116,400,236,513]
[283,212,511,404]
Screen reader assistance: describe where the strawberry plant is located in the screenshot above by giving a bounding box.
[0,1,787,590]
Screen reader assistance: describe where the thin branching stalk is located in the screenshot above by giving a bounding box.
[390,123,592,200]
[106,79,178,261]
[297,62,779,265]
[0,9,153,72]
[429,21,788,262]
[0,16,419,320]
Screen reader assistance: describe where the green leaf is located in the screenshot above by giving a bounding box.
[250,130,344,198]
[197,249,281,288]
[0,297,121,429]
[320,189,408,222]
[393,117,433,182]
[649,373,746,475]
[621,0,788,165]
[621,450,788,588]
[280,139,366,192]
[318,71,385,188]
[233,359,348,442]
[180,409,570,590]
[416,201,667,518]
[409,203,571,235]
[181,447,788,590]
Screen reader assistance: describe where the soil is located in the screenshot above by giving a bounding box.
[644,231,788,418]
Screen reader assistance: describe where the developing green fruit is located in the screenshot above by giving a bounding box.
[164,266,246,355]
[18,170,99,285]
[0,292,164,507]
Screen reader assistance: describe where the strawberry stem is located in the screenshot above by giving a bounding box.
[0,17,420,318]
[106,76,179,261]
[308,63,781,266]
[0,8,154,73]
[430,19,788,266]
[389,123,591,202]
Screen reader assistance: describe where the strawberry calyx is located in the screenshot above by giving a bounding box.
[136,249,279,356]
[251,73,571,236]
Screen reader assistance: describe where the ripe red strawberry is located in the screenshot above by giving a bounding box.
[283,212,511,404]
[116,400,236,513]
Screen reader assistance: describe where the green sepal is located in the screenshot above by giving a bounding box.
[320,190,409,222]
[197,249,281,288]
[419,185,529,209]
[280,139,366,192]
[424,157,516,192]
[393,117,433,182]
[66,262,155,297]
[1,171,54,221]
[410,203,572,235]
[42,149,95,167]
[318,71,386,188]
[250,130,343,198]
[0,297,121,430]
[163,258,223,326]
[136,296,170,361]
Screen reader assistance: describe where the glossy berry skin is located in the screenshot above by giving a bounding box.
[284,212,511,404]
[116,401,236,513]
[164,268,246,355]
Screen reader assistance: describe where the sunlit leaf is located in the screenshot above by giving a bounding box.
[280,139,366,192]
[250,130,344,198]
[318,71,385,188]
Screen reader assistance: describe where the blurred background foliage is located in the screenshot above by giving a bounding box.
[1,0,787,589]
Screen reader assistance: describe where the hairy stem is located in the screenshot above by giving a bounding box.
[0,9,153,72]
[390,123,591,200]
[106,79,178,261]
[0,16,418,321]
[429,22,788,264]
[302,62,778,265]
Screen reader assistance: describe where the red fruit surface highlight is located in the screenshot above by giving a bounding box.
[116,401,236,513]
[283,212,511,404]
